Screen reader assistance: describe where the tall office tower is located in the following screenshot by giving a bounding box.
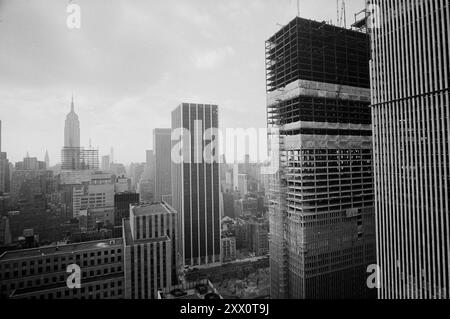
[171,103,221,266]
[153,128,172,204]
[44,150,50,169]
[101,155,110,171]
[0,152,8,194]
[141,150,155,200]
[62,96,82,170]
[266,17,375,299]
[232,163,239,191]
[0,155,10,194]
[370,1,449,299]
[123,202,177,298]
[146,150,154,169]
[0,120,10,194]
[244,154,251,174]
[129,162,145,190]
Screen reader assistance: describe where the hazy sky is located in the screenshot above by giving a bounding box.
[0,0,364,165]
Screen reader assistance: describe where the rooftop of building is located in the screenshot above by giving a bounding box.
[130,201,175,217]
[114,191,139,197]
[0,238,123,262]
[267,15,367,43]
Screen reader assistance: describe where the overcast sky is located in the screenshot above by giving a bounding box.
[0,0,364,165]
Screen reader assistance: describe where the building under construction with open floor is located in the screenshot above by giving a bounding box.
[61,147,99,171]
[265,16,376,299]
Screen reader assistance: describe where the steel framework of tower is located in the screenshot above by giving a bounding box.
[265,16,376,299]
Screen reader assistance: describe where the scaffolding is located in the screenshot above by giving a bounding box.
[81,148,99,171]
[61,147,82,170]
[265,16,375,299]
[61,147,99,171]
[265,17,370,93]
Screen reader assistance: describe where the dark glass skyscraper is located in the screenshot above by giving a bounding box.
[0,120,10,194]
[266,17,376,299]
[171,103,221,266]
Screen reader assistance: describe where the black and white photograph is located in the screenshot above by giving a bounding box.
[0,0,449,311]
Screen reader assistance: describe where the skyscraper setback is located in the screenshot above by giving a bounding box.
[370,0,450,299]
[171,103,221,267]
[266,17,376,298]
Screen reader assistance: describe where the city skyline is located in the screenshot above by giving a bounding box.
[0,0,363,165]
[0,0,448,303]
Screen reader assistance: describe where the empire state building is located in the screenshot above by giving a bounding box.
[64,95,80,147]
[61,96,81,170]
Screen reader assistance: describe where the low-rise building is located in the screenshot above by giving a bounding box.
[123,202,178,299]
[0,238,125,299]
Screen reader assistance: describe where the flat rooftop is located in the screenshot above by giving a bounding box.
[131,202,175,217]
[0,238,123,262]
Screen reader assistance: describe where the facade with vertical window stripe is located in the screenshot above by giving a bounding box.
[123,202,177,299]
[370,0,450,299]
[171,103,221,267]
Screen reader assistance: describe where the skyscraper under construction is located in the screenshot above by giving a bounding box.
[265,17,376,299]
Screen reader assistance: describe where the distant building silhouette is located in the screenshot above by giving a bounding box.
[153,128,172,204]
